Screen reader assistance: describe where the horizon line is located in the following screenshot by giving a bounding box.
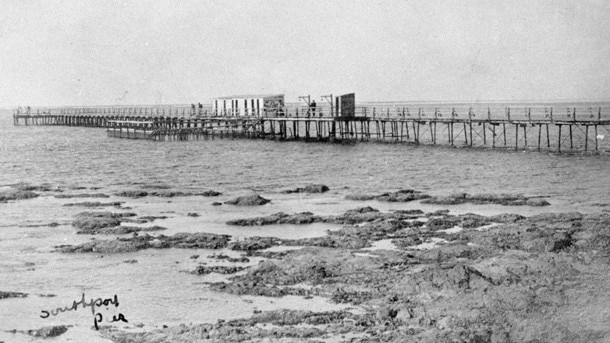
[2,98,610,109]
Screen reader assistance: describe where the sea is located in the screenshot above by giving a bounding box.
[1,103,609,342]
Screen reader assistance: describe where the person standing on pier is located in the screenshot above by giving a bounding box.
[311,100,316,117]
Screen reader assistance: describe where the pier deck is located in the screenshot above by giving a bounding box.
[12,105,610,153]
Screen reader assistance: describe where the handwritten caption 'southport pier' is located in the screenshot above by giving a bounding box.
[40,293,128,330]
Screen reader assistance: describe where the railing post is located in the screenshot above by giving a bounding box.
[573,108,576,122]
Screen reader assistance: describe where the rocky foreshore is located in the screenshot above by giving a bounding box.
[99,204,610,343]
[10,183,601,342]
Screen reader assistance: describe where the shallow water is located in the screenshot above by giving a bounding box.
[1,110,610,341]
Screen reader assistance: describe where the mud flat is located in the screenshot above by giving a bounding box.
[99,200,610,343]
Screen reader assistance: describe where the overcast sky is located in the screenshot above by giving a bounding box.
[1,0,609,106]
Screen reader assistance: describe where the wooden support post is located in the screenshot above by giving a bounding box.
[483,123,486,145]
[515,124,519,150]
[463,122,468,145]
[492,124,495,148]
[569,124,573,149]
[558,125,562,152]
[503,123,507,146]
[450,119,453,146]
[376,121,380,139]
[585,125,589,151]
[538,124,542,151]
[523,125,527,148]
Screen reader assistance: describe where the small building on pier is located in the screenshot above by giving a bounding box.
[212,94,285,117]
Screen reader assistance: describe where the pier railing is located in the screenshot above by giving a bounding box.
[12,104,610,153]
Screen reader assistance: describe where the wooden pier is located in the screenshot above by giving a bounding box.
[12,105,610,153]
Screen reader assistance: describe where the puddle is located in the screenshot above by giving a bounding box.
[410,237,449,250]
[362,239,398,251]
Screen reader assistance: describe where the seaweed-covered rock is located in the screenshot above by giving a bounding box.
[72,212,137,232]
[63,201,124,207]
[345,189,430,202]
[227,212,321,226]
[78,225,167,235]
[228,237,280,251]
[116,190,149,198]
[27,325,68,338]
[149,190,190,197]
[207,253,250,263]
[224,194,270,206]
[345,194,378,201]
[54,193,109,199]
[0,188,39,202]
[57,232,230,253]
[332,207,384,224]
[376,189,431,202]
[0,291,28,299]
[200,190,222,197]
[422,193,550,206]
[287,236,370,249]
[192,265,247,275]
[283,184,329,194]
[13,183,57,192]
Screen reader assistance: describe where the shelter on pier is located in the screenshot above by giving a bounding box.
[212,94,285,117]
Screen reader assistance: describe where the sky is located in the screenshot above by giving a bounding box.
[0,0,609,106]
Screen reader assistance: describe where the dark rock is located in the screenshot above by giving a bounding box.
[116,190,149,198]
[422,193,550,207]
[57,232,230,253]
[376,190,431,202]
[228,237,280,251]
[78,225,167,235]
[212,202,222,206]
[139,184,172,189]
[0,291,28,299]
[345,194,378,201]
[187,212,200,217]
[526,198,551,206]
[345,190,430,202]
[0,188,39,202]
[200,190,222,197]
[27,325,68,338]
[225,194,271,206]
[207,253,250,263]
[123,259,138,263]
[286,236,370,249]
[283,184,329,194]
[72,211,137,232]
[63,201,124,207]
[73,216,121,232]
[13,183,57,192]
[149,190,190,197]
[123,216,168,224]
[54,193,109,199]
[192,265,247,275]
[227,212,321,226]
[489,213,526,223]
